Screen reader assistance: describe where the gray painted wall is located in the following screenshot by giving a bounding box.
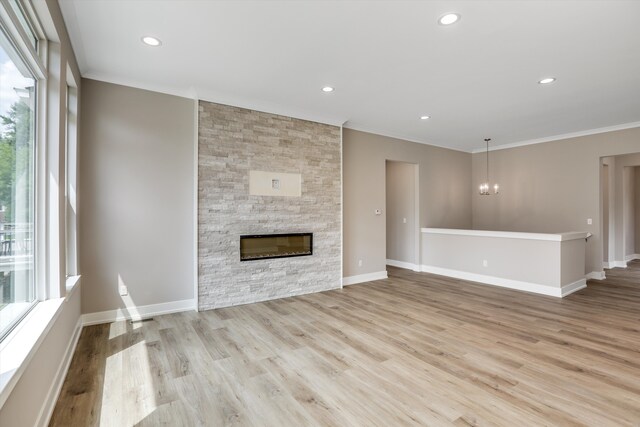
[471,127,640,274]
[385,161,417,264]
[343,128,472,278]
[79,79,195,314]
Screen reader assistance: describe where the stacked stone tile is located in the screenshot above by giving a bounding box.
[198,101,342,310]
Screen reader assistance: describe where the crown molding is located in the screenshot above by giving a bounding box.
[81,73,640,154]
[82,73,346,128]
[82,72,195,99]
[342,123,470,153]
[85,74,464,149]
[471,121,640,153]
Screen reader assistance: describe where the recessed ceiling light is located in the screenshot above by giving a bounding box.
[438,13,460,25]
[322,86,334,92]
[142,36,162,47]
[420,115,431,120]
[538,77,556,84]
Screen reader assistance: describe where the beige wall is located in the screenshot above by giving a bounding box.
[385,161,417,264]
[611,153,640,263]
[623,166,635,256]
[472,127,640,274]
[602,157,617,265]
[635,167,640,253]
[602,162,610,261]
[421,232,586,291]
[79,79,195,314]
[423,233,560,286]
[343,129,471,277]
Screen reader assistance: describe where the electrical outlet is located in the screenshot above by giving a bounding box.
[403,218,407,224]
[587,218,593,225]
[119,284,128,296]
[358,259,363,267]
[482,260,488,267]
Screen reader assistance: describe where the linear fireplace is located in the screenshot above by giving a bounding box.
[240,233,313,261]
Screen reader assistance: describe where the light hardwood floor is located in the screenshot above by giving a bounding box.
[51,262,640,426]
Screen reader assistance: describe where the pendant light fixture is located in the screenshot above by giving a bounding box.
[479,138,499,195]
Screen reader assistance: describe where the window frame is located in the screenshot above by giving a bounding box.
[6,0,38,51]
[0,0,46,342]
[0,0,45,80]
[65,72,78,278]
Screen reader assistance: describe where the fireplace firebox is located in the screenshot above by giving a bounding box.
[240,233,313,261]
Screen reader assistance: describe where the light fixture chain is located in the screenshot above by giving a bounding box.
[485,138,491,184]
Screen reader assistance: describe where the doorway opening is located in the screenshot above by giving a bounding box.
[600,154,640,271]
[385,161,420,271]
[601,159,614,268]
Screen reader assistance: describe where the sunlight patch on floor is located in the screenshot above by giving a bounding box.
[101,324,157,426]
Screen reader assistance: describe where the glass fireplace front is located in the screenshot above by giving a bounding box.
[240,233,313,261]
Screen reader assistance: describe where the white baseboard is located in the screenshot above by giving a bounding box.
[419,265,585,298]
[625,254,640,262]
[603,261,613,269]
[342,271,388,286]
[36,316,83,427]
[586,271,606,281]
[82,299,196,326]
[612,260,628,268]
[386,259,420,271]
[561,279,587,297]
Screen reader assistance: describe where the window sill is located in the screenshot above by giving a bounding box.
[66,275,81,300]
[0,298,65,409]
[0,302,36,335]
[0,275,82,408]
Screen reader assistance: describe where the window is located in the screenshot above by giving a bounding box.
[6,0,37,51]
[0,30,36,340]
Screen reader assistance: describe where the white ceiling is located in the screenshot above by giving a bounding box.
[59,0,640,152]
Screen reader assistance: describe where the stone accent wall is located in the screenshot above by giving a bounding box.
[198,101,342,310]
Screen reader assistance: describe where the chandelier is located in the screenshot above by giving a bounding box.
[479,138,499,195]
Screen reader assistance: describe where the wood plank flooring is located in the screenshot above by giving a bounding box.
[50,262,640,426]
